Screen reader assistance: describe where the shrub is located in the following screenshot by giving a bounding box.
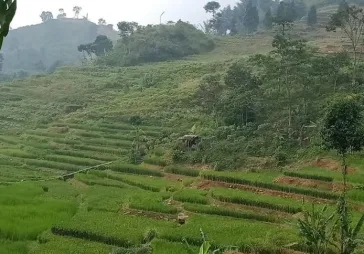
[97,21,215,67]
[143,156,167,167]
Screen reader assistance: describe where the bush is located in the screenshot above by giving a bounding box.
[97,21,215,67]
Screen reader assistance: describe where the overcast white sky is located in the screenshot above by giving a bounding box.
[13,0,238,28]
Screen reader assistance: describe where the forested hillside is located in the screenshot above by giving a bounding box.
[1,19,117,72]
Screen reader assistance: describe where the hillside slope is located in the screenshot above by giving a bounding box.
[2,19,118,72]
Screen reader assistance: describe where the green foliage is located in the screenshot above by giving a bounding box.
[98,21,215,67]
[243,0,259,33]
[129,192,178,214]
[263,9,273,29]
[298,205,335,253]
[321,97,364,155]
[78,35,113,57]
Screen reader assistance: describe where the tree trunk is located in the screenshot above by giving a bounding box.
[342,153,348,193]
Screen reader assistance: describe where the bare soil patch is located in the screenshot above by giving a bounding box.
[314,158,355,174]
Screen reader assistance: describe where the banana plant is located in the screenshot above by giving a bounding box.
[0,0,17,49]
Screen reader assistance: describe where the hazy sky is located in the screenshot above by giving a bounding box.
[13,0,238,29]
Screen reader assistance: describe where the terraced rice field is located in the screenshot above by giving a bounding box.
[2,119,364,253]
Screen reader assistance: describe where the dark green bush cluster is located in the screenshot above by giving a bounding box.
[97,21,215,67]
[100,163,164,177]
[164,165,200,177]
[212,193,301,214]
[202,173,338,200]
[51,226,132,248]
[183,203,276,222]
[283,172,333,182]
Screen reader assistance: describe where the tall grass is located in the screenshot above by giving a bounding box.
[0,149,38,159]
[129,193,178,214]
[44,154,104,166]
[101,163,164,177]
[173,189,209,204]
[24,159,81,172]
[89,170,172,192]
[144,156,167,167]
[0,183,77,241]
[72,144,128,155]
[183,203,277,222]
[52,149,119,161]
[202,171,338,200]
[52,210,175,246]
[283,171,333,182]
[75,174,127,189]
[211,188,303,214]
[164,165,200,177]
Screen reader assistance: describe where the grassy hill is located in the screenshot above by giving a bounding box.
[2,19,118,73]
[1,14,364,253]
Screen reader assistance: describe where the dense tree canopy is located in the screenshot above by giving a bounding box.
[98,21,215,67]
[40,11,53,22]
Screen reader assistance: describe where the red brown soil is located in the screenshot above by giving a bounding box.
[197,180,333,205]
[274,176,332,190]
[315,158,356,174]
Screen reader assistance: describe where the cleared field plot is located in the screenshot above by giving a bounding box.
[202,171,338,200]
[211,188,305,214]
[183,203,277,222]
[0,183,77,241]
[29,234,113,254]
[173,189,209,204]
